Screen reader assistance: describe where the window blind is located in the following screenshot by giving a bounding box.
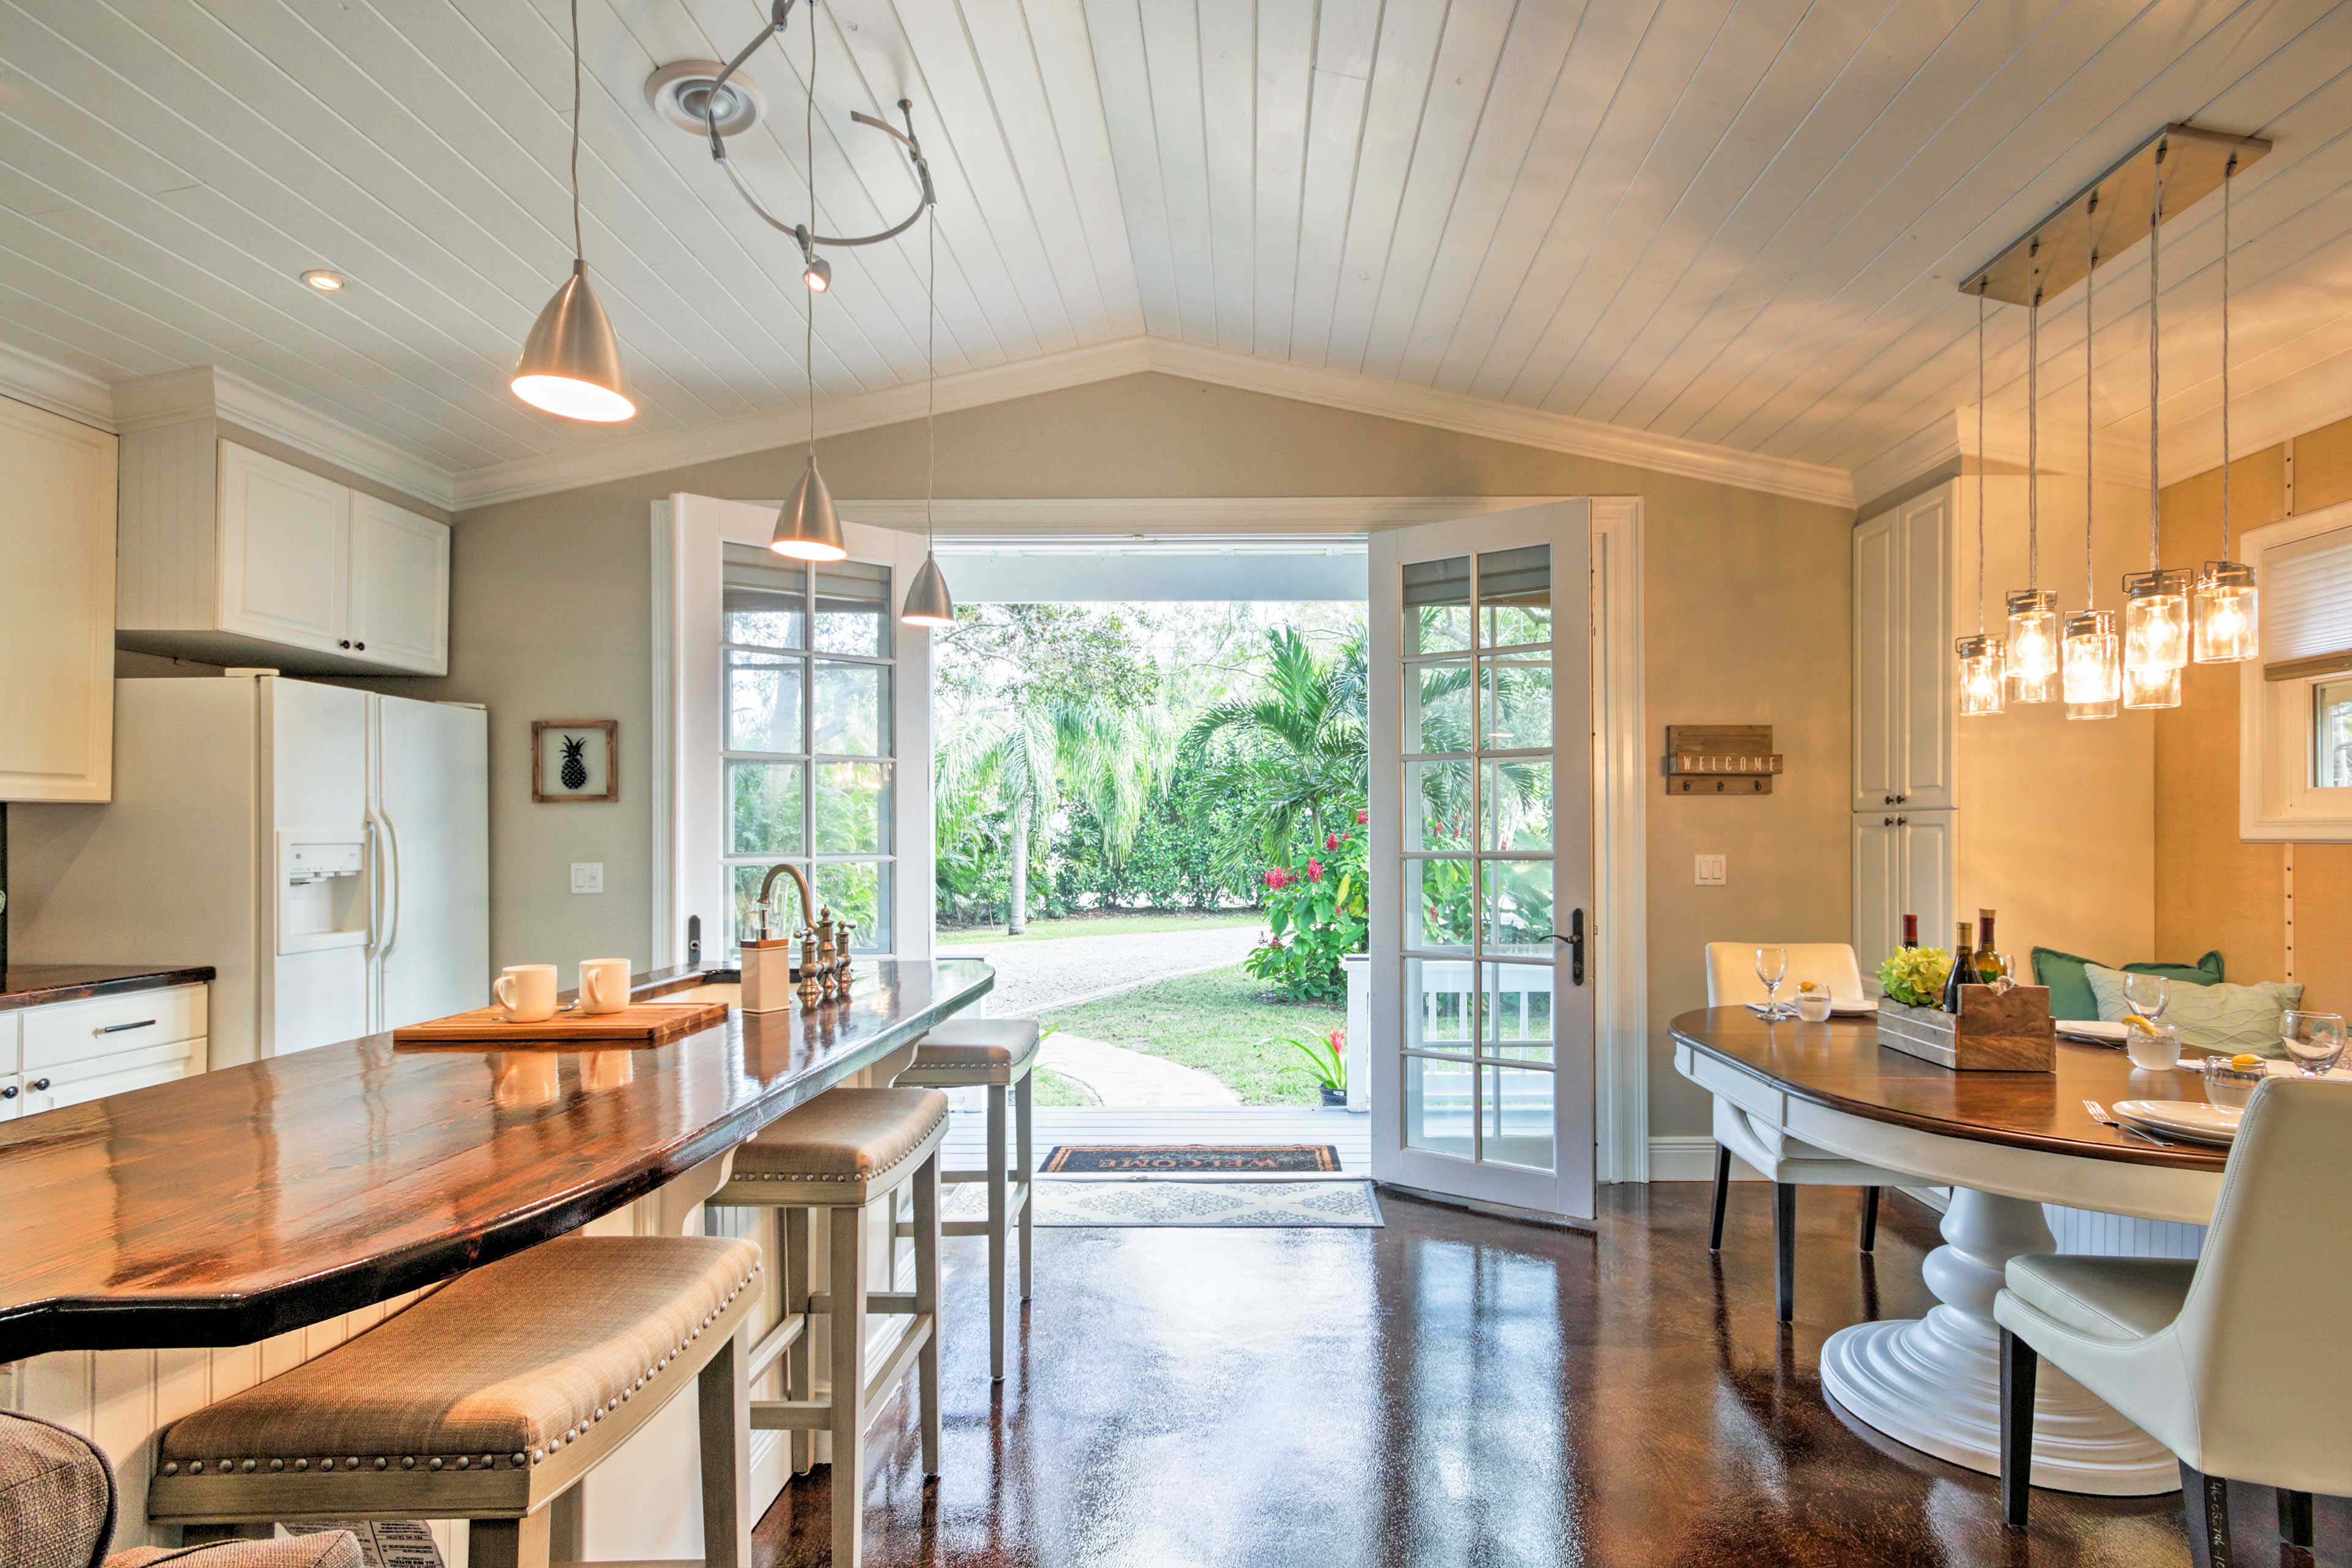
[2263,524,2352,679]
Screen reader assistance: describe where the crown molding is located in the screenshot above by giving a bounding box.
[0,341,118,432]
[840,494,1577,537]
[1139,339,1855,509]
[453,337,1155,510]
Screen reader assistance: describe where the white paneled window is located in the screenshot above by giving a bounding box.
[720,544,895,951]
[2240,501,2352,840]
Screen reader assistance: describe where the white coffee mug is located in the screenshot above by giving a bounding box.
[494,963,559,1023]
[579,957,632,1016]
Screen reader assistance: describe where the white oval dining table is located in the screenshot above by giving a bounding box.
[1671,1006,2228,1496]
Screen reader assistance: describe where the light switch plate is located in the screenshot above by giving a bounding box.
[571,862,605,894]
[1694,854,1727,886]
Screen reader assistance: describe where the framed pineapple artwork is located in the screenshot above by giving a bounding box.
[532,720,618,804]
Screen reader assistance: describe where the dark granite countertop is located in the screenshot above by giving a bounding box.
[0,964,217,1013]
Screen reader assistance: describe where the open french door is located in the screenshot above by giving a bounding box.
[1368,502,1596,1221]
[660,493,936,967]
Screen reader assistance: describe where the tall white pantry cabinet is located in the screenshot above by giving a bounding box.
[1852,482,1958,979]
[0,397,116,802]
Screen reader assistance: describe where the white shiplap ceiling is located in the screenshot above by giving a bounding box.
[2,0,2350,509]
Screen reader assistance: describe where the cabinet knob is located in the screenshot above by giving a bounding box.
[0,1085,16,1099]
[354,641,366,650]
[339,639,352,649]
[1883,816,1894,826]
[1883,794,1894,804]
[28,1077,50,1093]
[1896,816,1907,827]
[1897,793,1909,804]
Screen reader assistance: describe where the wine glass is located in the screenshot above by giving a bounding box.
[2121,971,2171,1022]
[1980,951,2016,995]
[2280,1011,2346,1077]
[1755,946,1789,1019]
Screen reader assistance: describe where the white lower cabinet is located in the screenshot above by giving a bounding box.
[1852,810,1953,983]
[4,983,209,1117]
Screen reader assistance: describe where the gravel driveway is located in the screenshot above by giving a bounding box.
[960,924,1263,1017]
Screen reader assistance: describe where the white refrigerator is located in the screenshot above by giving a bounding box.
[12,675,489,1064]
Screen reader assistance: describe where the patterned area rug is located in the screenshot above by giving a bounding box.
[1040,1144,1341,1174]
[944,1178,1384,1228]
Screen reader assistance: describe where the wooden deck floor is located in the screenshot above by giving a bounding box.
[941,1101,1372,1172]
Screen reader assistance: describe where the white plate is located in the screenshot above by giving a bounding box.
[2113,1098,2242,1146]
[2059,1021,2131,1044]
[1829,998,1878,1016]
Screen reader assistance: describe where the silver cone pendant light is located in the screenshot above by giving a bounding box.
[901,551,954,626]
[899,166,953,627]
[513,0,634,423]
[771,7,846,564]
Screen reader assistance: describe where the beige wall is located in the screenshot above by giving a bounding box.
[2152,413,2352,1011]
[438,371,1855,1138]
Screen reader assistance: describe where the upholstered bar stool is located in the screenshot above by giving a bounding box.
[892,1017,1039,1381]
[145,1234,763,1568]
[710,1085,949,1567]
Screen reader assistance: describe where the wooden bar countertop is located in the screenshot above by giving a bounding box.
[0,958,992,1363]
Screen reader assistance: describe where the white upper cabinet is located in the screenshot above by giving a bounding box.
[0,396,116,801]
[1851,486,1953,812]
[119,432,448,676]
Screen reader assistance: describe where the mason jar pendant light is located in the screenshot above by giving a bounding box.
[1957,282,2007,715]
[511,0,635,423]
[2006,242,2060,702]
[2193,152,2258,662]
[771,9,846,565]
[2125,145,2185,709]
[899,202,955,628]
[2062,209,2120,720]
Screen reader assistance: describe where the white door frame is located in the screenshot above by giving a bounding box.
[650,494,936,970]
[647,493,1646,1182]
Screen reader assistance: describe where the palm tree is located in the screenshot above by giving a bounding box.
[1186,628,1368,861]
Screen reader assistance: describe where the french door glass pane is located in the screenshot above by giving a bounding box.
[722,545,805,648]
[815,761,891,854]
[728,652,804,753]
[1481,861,1555,956]
[1481,658,1552,749]
[1404,1054,1475,1158]
[1478,545,1551,649]
[1403,555,1472,654]
[2316,679,2352,788]
[1409,660,1473,753]
[1408,858,1476,952]
[1406,759,1474,852]
[813,661,889,756]
[728,761,804,856]
[1483,1066,1556,1170]
[1404,958,1476,1055]
[1482,962,1554,1062]
[1483,759,1552,850]
[817,861,889,951]
[814,559,892,657]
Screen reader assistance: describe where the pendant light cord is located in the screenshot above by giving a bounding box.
[805,1,818,464]
[2084,223,2097,608]
[925,195,937,552]
[2149,147,2164,570]
[2220,152,2234,562]
[2027,251,2040,591]
[568,0,584,264]
[1976,284,1987,633]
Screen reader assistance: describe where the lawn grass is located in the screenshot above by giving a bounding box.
[1030,1067,1094,1107]
[938,910,1261,946]
[1036,967,1346,1107]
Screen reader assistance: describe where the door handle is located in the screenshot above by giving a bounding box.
[1550,910,1587,987]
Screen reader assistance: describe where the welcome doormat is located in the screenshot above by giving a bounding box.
[946,1178,1384,1228]
[1040,1144,1342,1174]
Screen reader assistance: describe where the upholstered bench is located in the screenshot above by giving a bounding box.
[893,1019,1039,1380]
[709,1085,949,1567]
[146,1234,762,1568]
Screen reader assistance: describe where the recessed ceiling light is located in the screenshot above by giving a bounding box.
[300,270,345,292]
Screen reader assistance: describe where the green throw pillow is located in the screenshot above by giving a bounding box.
[2084,963,2301,1055]
[2031,946,2223,1022]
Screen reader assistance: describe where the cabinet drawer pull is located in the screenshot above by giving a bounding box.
[29,1077,51,1093]
[97,1019,157,1035]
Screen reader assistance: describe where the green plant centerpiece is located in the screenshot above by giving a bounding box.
[1877,946,1953,1008]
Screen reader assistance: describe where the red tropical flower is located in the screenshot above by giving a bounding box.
[1306,859,1325,882]
[1328,1028,1346,1055]
[1325,831,1341,851]
[1355,807,1368,825]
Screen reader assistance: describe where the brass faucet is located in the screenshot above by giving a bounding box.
[754,864,853,1003]
[757,864,818,934]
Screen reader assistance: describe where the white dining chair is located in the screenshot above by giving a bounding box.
[1702,941,1902,1322]
[1996,1076,2351,1564]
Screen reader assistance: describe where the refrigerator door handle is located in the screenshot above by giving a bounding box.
[379,808,404,959]
[364,812,383,957]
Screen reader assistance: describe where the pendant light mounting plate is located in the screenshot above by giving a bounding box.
[1962,123,2269,306]
[646,61,766,137]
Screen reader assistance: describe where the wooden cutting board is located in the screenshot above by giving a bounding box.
[393,999,731,1048]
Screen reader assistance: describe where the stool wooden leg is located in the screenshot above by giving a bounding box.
[468,1512,552,1568]
[986,1082,1009,1382]
[913,1148,944,1479]
[698,1325,752,1568]
[1016,1069,1035,1303]
[828,1205,871,1568]
[785,1205,815,1477]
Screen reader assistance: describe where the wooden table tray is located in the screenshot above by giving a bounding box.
[393,999,731,1048]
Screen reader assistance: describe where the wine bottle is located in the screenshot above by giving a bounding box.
[1901,913,1918,948]
[1942,921,1976,1014]
[1976,908,2002,981]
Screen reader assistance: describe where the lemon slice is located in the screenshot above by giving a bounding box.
[1800,981,1819,993]
[2230,1054,2265,1068]
[2121,1014,2158,1031]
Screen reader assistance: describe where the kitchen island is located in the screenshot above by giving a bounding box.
[0,958,993,1363]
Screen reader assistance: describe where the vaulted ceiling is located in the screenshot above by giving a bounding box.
[2,0,2349,505]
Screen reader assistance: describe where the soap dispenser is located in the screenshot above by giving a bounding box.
[740,901,798,1015]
